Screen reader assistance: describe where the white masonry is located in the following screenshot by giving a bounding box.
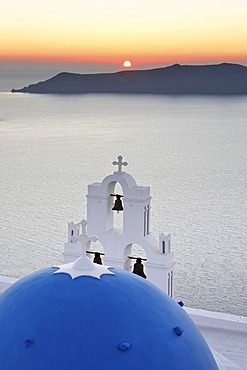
[63,155,175,297]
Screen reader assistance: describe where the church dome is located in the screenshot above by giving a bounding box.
[0,258,218,370]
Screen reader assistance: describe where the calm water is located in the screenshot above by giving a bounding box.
[0,91,246,315]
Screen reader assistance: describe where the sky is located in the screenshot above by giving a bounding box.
[1,0,247,72]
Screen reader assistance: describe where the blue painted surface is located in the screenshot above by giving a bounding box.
[0,267,219,370]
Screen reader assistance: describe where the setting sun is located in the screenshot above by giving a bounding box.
[123,60,132,68]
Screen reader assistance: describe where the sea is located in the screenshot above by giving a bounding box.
[0,73,247,316]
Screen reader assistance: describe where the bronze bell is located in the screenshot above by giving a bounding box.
[93,252,103,265]
[111,194,124,212]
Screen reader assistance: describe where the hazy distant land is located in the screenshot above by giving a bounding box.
[11,63,247,95]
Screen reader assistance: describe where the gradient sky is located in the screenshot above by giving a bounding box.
[1,0,247,69]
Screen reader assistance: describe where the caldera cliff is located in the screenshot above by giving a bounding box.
[11,63,247,95]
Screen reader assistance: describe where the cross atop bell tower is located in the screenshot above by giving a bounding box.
[64,219,97,262]
[77,220,97,255]
[112,155,128,174]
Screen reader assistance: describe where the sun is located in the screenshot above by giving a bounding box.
[123,60,132,68]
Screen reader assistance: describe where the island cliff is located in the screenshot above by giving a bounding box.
[11,63,247,95]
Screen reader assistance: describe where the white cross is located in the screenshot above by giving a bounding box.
[112,155,128,173]
[78,219,97,255]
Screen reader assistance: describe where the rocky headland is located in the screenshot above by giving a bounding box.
[11,63,247,95]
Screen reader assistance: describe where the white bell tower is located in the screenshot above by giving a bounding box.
[63,156,175,297]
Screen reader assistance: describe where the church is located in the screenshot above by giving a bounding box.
[0,156,243,369]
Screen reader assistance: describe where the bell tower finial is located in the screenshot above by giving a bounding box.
[78,219,97,256]
[112,155,128,174]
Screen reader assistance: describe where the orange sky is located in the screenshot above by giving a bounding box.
[1,0,247,69]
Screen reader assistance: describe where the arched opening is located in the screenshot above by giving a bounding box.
[86,239,105,265]
[124,243,147,278]
[110,182,124,234]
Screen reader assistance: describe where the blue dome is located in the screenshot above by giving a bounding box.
[0,266,218,370]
